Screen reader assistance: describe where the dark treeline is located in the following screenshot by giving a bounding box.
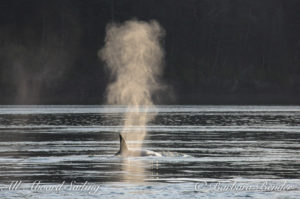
[0,0,300,104]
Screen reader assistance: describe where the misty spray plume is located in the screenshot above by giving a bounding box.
[99,19,165,149]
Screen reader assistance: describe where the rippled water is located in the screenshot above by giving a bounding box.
[0,105,299,198]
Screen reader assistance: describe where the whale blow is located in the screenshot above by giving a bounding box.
[99,20,166,149]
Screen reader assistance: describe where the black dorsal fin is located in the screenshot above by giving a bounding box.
[119,134,129,153]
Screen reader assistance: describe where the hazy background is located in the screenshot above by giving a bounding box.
[0,0,300,105]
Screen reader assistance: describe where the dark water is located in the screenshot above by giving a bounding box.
[0,105,299,198]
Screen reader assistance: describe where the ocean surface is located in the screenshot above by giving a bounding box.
[0,105,299,199]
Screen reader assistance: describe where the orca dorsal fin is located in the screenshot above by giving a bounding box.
[119,134,129,153]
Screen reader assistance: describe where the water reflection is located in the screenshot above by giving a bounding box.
[120,158,161,183]
[120,158,147,183]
